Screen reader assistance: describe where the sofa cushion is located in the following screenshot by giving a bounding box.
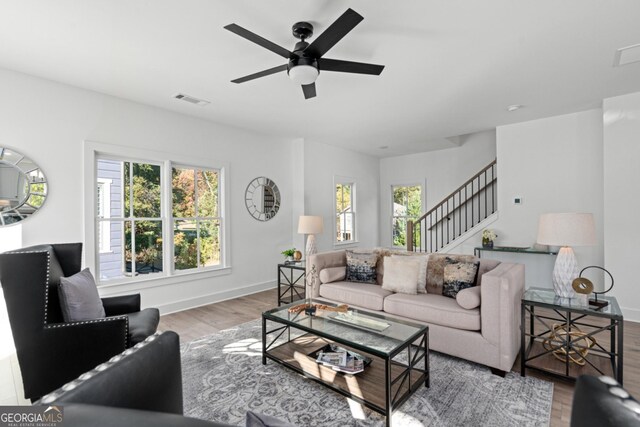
[319,281,393,311]
[345,251,377,284]
[381,256,420,295]
[442,257,480,298]
[456,286,481,309]
[384,293,481,331]
[319,266,346,284]
[58,268,106,322]
[426,253,477,294]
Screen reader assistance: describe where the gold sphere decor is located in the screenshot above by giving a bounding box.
[542,323,596,366]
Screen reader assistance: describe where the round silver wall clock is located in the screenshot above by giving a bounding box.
[245,177,280,221]
[0,147,48,226]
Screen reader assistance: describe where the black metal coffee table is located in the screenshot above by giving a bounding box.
[262,299,429,427]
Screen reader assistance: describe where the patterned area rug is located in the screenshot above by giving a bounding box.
[181,320,553,426]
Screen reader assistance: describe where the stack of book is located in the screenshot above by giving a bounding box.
[313,344,370,374]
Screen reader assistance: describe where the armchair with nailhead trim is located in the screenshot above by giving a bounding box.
[0,243,160,401]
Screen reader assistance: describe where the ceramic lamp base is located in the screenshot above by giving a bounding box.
[305,234,317,258]
[552,247,579,298]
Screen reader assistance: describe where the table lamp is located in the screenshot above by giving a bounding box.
[298,215,324,258]
[536,212,596,298]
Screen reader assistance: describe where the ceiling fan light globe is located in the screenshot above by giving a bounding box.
[288,65,319,85]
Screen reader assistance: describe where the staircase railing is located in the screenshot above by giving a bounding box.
[407,159,497,252]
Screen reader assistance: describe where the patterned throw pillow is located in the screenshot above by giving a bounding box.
[345,251,378,284]
[426,253,477,294]
[442,257,480,298]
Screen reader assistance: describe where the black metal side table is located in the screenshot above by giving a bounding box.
[277,261,305,306]
[521,287,623,384]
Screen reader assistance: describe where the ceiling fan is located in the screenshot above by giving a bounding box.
[224,8,385,99]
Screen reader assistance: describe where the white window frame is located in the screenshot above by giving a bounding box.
[333,176,357,246]
[84,141,231,289]
[97,178,112,253]
[391,183,423,249]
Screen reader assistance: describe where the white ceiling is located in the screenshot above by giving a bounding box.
[1,0,639,157]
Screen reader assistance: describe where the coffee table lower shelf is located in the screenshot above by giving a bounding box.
[263,331,428,426]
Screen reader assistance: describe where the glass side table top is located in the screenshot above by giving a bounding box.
[523,287,623,318]
[264,299,428,356]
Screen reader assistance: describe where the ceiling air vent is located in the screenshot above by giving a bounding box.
[174,93,210,106]
[613,43,640,67]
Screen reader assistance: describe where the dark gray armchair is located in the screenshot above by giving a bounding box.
[0,243,159,401]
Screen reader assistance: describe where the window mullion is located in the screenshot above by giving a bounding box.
[163,160,173,276]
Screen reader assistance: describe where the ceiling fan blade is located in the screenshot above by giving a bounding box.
[304,9,363,59]
[318,58,385,75]
[231,64,288,84]
[224,23,293,59]
[302,83,316,99]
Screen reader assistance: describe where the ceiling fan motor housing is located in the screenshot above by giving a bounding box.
[292,21,313,41]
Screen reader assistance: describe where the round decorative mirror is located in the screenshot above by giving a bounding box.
[0,147,48,226]
[245,177,280,221]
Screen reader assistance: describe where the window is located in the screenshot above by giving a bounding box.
[94,152,226,284]
[392,185,422,248]
[96,159,163,280]
[335,182,355,244]
[172,167,221,270]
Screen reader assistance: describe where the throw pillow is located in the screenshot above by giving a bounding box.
[319,266,346,284]
[391,254,428,293]
[58,268,106,322]
[426,253,477,294]
[456,285,481,309]
[345,251,378,284]
[381,256,421,295]
[442,258,480,299]
[246,411,296,427]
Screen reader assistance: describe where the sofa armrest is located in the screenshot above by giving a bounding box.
[307,250,347,298]
[479,262,525,370]
[102,294,141,316]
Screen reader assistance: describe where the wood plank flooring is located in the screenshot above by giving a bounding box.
[159,288,640,427]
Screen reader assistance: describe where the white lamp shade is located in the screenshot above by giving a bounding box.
[288,65,319,85]
[536,213,596,247]
[298,215,323,235]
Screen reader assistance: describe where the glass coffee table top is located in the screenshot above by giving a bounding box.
[264,299,427,356]
[522,287,623,318]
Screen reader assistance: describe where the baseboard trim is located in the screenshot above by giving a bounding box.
[620,305,640,323]
[157,280,277,315]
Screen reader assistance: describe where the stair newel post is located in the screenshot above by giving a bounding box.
[407,219,414,251]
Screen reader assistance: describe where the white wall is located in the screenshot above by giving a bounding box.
[0,68,295,314]
[378,130,497,248]
[494,109,604,288]
[603,91,640,321]
[302,140,380,252]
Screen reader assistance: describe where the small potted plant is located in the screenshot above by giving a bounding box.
[281,248,296,262]
[482,229,497,248]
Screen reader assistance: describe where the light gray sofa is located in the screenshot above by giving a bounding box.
[307,249,525,375]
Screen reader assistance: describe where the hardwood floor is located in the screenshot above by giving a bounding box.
[159,288,640,427]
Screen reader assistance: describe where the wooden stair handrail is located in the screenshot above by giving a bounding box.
[412,159,496,225]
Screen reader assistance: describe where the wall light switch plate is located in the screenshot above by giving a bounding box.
[514,197,523,205]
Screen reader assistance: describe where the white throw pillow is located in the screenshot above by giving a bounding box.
[391,254,428,293]
[456,286,481,310]
[382,256,421,295]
